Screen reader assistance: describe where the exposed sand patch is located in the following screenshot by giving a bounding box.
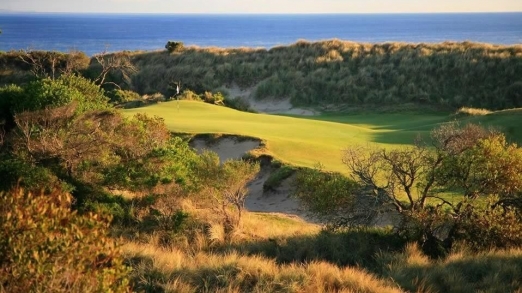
[223,84,319,116]
[245,171,317,223]
[190,136,261,162]
[190,135,315,222]
[190,134,398,227]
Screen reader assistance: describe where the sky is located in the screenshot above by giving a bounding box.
[1,0,521,14]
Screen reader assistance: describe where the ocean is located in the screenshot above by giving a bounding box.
[0,13,521,55]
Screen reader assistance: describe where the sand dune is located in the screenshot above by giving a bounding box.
[223,84,318,116]
[190,135,314,222]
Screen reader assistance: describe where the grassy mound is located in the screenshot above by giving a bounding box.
[124,100,521,173]
[126,40,522,110]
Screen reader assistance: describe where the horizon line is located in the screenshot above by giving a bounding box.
[1,10,521,15]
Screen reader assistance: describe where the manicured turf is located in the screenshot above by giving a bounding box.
[124,101,521,173]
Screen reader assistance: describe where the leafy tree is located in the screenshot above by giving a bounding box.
[0,76,198,202]
[165,41,184,53]
[196,151,260,235]
[298,123,522,255]
[294,165,358,227]
[107,89,141,104]
[0,187,130,292]
[9,78,81,114]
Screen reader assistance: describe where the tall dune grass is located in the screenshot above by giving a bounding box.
[124,242,402,293]
[1,41,520,110]
[121,203,522,293]
[123,40,522,110]
[379,243,522,292]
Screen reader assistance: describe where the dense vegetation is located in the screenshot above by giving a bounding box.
[1,40,521,110]
[128,40,522,110]
[1,40,522,292]
[125,100,522,173]
[296,123,522,257]
[0,187,130,293]
[0,74,280,292]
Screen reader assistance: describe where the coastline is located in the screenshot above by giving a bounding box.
[1,12,520,55]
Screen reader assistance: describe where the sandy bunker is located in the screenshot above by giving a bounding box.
[190,135,312,222]
[223,85,318,116]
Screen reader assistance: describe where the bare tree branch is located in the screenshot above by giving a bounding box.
[93,51,137,89]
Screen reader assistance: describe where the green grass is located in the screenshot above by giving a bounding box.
[124,101,521,173]
[465,108,522,143]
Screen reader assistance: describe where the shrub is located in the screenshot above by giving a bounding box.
[263,165,295,192]
[202,91,225,105]
[165,41,184,53]
[0,154,67,192]
[2,75,110,118]
[294,165,359,226]
[9,78,81,114]
[453,199,522,251]
[455,107,492,116]
[57,74,111,112]
[224,96,253,112]
[108,89,141,104]
[0,187,130,292]
[178,89,201,101]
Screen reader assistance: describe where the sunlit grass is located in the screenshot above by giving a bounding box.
[123,241,403,293]
[124,101,521,173]
[124,101,448,173]
[380,243,522,292]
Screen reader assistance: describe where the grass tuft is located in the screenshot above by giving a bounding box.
[455,107,493,116]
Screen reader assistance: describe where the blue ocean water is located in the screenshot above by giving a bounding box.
[0,13,521,55]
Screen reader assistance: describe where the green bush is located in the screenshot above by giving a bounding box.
[58,74,111,112]
[0,187,130,292]
[202,91,225,105]
[293,166,359,226]
[165,41,184,53]
[0,154,68,192]
[263,165,295,192]
[224,96,254,112]
[454,199,522,251]
[10,78,81,114]
[108,89,141,104]
[1,75,110,118]
[178,89,201,101]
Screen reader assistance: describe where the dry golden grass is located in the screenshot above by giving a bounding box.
[123,241,402,293]
[178,197,320,240]
[117,192,522,293]
[241,212,320,239]
[121,195,401,292]
[381,243,522,293]
[455,107,493,116]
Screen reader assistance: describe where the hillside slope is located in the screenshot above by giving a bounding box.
[124,100,522,173]
[3,40,520,111]
[128,40,522,110]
